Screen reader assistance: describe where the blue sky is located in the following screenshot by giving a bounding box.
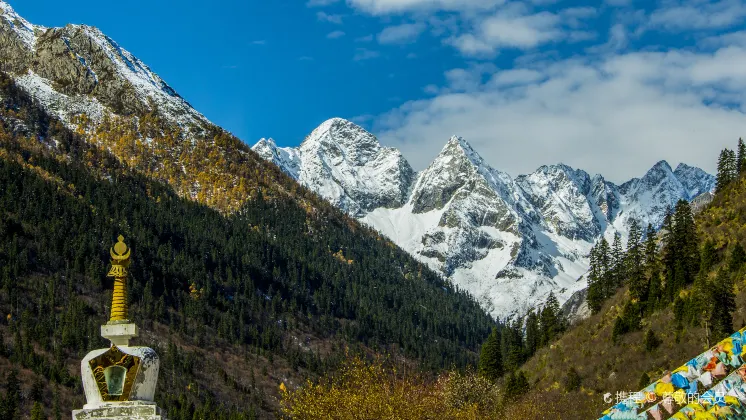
[13,0,746,181]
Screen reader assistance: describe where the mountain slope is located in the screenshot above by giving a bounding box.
[0,70,496,418]
[505,169,746,420]
[0,1,207,131]
[253,122,715,319]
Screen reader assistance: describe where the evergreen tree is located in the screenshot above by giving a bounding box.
[504,371,530,401]
[709,269,736,340]
[611,233,625,289]
[717,148,737,193]
[643,329,661,352]
[502,319,525,372]
[674,200,699,287]
[643,224,658,269]
[729,243,746,274]
[626,220,646,301]
[638,372,651,389]
[738,138,746,175]
[701,239,720,274]
[524,310,540,358]
[565,367,582,392]
[478,327,503,381]
[540,293,565,346]
[587,242,604,313]
[599,238,613,298]
[1,370,20,420]
[30,402,43,420]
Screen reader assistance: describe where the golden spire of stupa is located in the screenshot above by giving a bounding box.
[108,235,131,323]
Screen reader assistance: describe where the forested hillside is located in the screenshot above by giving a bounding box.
[0,71,496,419]
[277,139,746,419]
[502,140,746,418]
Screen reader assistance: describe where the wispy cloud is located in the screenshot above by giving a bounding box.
[251,40,267,45]
[371,43,746,181]
[327,30,346,39]
[298,56,315,61]
[306,0,340,7]
[648,0,746,32]
[356,34,374,42]
[378,22,427,44]
[317,11,344,24]
[353,48,381,61]
[347,0,505,15]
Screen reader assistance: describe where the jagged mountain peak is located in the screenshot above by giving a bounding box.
[0,1,207,131]
[0,0,43,48]
[300,118,384,165]
[438,135,487,168]
[674,162,716,198]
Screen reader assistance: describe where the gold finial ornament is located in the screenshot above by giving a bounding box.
[108,235,131,323]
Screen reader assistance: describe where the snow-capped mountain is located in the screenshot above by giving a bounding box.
[253,119,716,319]
[0,0,209,131]
[255,118,415,217]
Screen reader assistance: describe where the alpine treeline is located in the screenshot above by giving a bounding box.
[584,139,746,345]
[0,71,496,419]
[477,293,566,388]
[716,138,746,193]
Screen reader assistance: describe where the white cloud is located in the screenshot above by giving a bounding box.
[356,34,375,42]
[327,30,346,39]
[307,0,340,7]
[370,44,746,182]
[377,22,427,44]
[488,68,544,86]
[317,11,344,24]
[354,48,381,60]
[648,0,746,31]
[701,30,746,49]
[346,0,506,15]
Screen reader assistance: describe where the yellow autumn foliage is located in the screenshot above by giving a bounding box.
[280,356,503,420]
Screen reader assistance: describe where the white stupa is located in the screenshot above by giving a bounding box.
[73,236,164,420]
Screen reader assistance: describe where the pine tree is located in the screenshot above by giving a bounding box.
[478,327,503,381]
[626,220,647,301]
[729,243,746,274]
[31,402,43,420]
[524,310,540,358]
[674,200,699,287]
[587,242,604,313]
[611,233,625,289]
[701,239,720,274]
[709,269,735,340]
[565,367,582,392]
[643,329,661,352]
[540,293,565,345]
[738,138,746,175]
[643,224,658,269]
[717,148,738,193]
[1,370,20,420]
[504,371,530,400]
[599,238,612,297]
[502,319,525,371]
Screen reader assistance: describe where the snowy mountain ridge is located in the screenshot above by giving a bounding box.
[0,0,210,131]
[253,118,716,319]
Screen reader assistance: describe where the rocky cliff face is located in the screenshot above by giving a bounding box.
[256,118,415,217]
[254,120,716,319]
[0,1,208,130]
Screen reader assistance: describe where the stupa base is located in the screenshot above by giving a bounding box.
[72,401,164,420]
